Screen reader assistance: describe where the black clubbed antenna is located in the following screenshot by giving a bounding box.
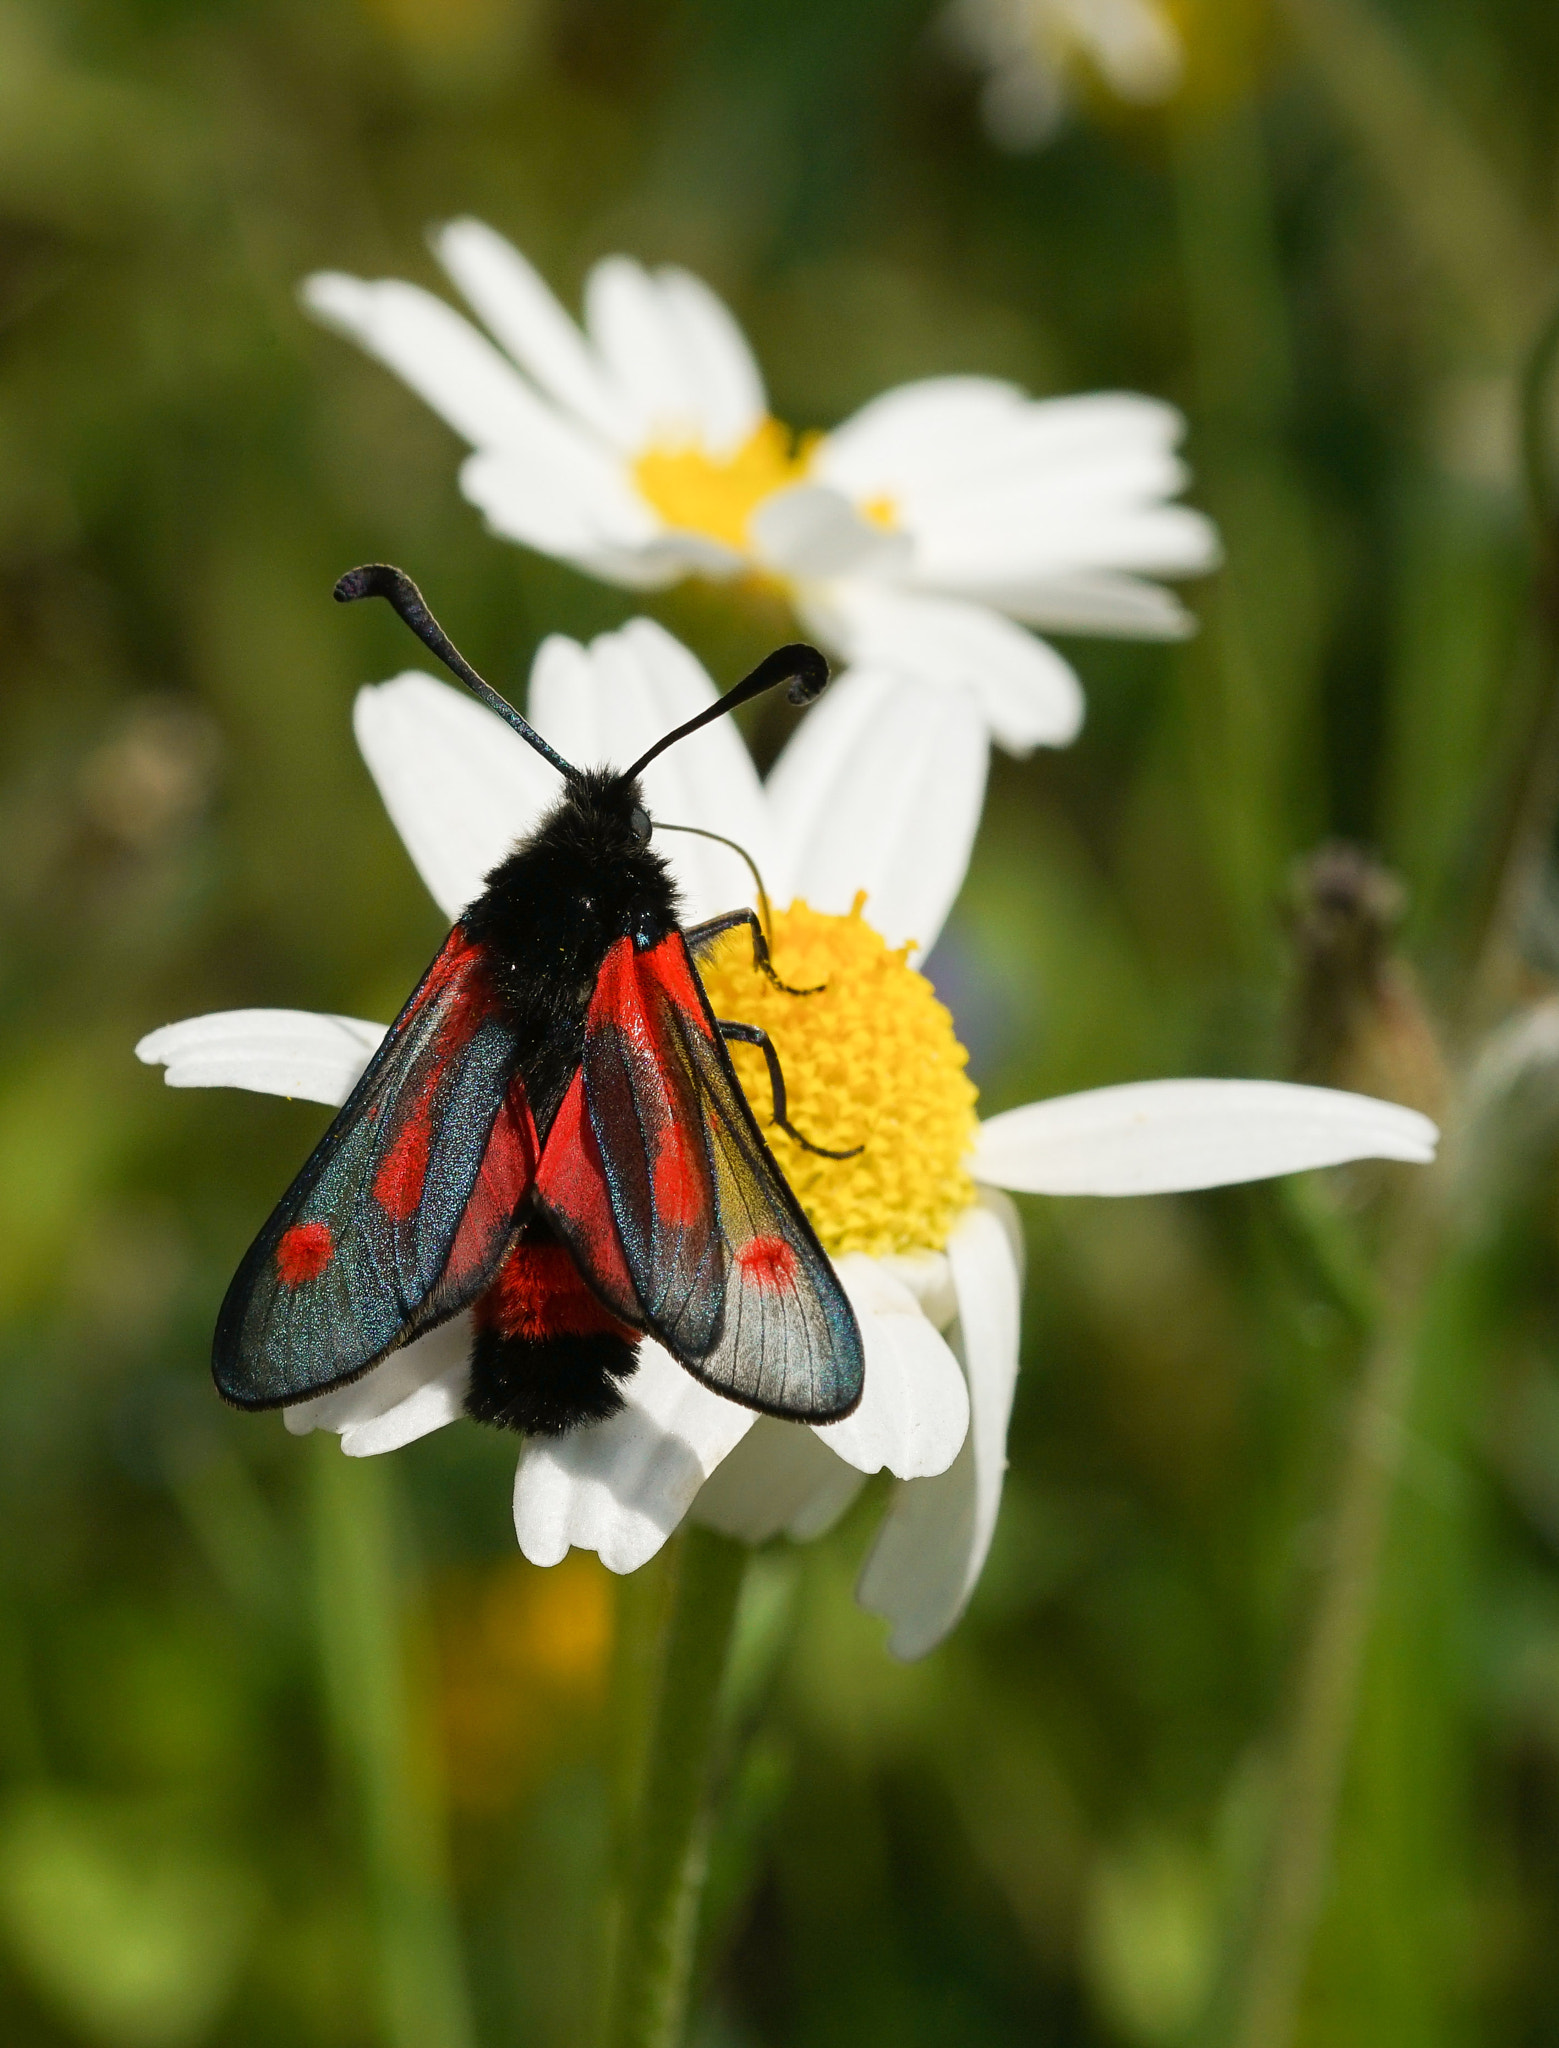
[624,643,829,781]
[335,564,581,785]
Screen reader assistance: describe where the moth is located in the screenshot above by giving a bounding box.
[215,565,865,1437]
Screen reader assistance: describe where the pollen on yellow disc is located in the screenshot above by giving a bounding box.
[698,895,979,1259]
[632,418,814,554]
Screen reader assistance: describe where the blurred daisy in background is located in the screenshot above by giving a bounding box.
[139,622,1434,1658]
[303,222,1218,756]
[941,0,1185,150]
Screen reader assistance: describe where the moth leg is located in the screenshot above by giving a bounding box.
[686,908,824,997]
[716,1020,863,1159]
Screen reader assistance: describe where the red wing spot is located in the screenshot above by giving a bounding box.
[736,1236,797,1293]
[373,1114,432,1221]
[653,1129,703,1229]
[277,1221,334,1287]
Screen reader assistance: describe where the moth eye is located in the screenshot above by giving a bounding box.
[629,804,652,845]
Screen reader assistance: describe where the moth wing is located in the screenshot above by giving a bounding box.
[531,1057,647,1330]
[214,928,538,1408]
[538,934,863,1422]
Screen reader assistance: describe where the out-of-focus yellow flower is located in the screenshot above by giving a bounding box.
[436,1553,612,1816]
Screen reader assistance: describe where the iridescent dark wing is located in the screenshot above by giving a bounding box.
[536,933,863,1421]
[214,928,539,1408]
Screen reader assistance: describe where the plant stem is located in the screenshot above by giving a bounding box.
[310,1441,474,2048]
[1229,1170,1444,2048]
[1457,296,1559,1033]
[602,1525,748,2048]
[1230,297,1559,2048]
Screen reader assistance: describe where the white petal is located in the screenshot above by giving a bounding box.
[974,1080,1440,1196]
[1083,0,1183,99]
[302,274,638,546]
[816,382,1217,603]
[283,1314,473,1453]
[583,257,703,448]
[354,672,561,921]
[764,667,986,961]
[816,377,1030,489]
[966,569,1198,639]
[856,1193,1022,1659]
[136,1010,384,1106]
[690,1417,865,1543]
[750,486,910,580]
[875,1248,959,1331]
[457,450,666,574]
[819,386,1184,497]
[911,501,1220,587]
[432,217,638,449]
[654,266,768,455]
[975,46,1067,151]
[513,1342,754,1574]
[803,583,1083,754]
[813,1256,969,1479]
[527,617,774,922]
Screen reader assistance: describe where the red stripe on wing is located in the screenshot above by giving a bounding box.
[595,929,712,1041]
[372,934,502,1222]
[597,932,864,1420]
[443,1077,541,1290]
[534,1064,640,1322]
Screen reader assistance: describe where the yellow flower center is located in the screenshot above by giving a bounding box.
[698,895,978,1258]
[632,418,817,555]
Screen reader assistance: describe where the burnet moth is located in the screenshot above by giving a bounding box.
[215,565,865,1438]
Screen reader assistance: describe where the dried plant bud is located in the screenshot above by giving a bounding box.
[1287,842,1447,1120]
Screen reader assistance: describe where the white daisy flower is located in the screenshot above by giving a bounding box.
[942,0,1185,152]
[301,220,1218,756]
[138,623,1435,1658]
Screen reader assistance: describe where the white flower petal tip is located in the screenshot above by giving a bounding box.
[856,1195,1022,1659]
[814,1258,970,1480]
[136,1010,385,1108]
[803,586,1084,755]
[764,667,987,961]
[513,1344,754,1574]
[354,671,559,921]
[691,1418,866,1544]
[430,217,640,450]
[973,1080,1440,1198]
[283,1316,473,1453]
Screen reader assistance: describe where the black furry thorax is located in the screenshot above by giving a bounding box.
[459,768,682,1130]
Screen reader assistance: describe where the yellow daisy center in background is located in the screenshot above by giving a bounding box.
[633,417,815,553]
[699,895,979,1259]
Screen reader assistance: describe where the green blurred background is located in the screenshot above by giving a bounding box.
[3,0,1559,2041]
